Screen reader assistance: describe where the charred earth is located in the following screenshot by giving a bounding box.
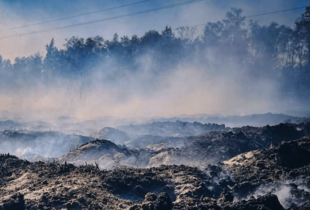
[0,121,310,209]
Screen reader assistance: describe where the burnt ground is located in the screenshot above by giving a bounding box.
[1,122,310,209]
[223,138,310,209]
[58,122,310,169]
[0,155,283,210]
[1,138,310,209]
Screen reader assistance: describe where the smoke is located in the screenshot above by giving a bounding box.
[238,180,310,209]
[275,185,293,208]
[0,53,289,121]
[15,147,33,156]
[0,130,93,159]
[0,1,309,122]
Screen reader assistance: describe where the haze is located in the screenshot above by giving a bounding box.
[0,0,309,121]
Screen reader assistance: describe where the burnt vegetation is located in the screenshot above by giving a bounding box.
[1,6,310,210]
[0,120,310,209]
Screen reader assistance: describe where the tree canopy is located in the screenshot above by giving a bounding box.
[0,7,309,101]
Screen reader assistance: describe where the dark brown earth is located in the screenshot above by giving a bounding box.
[59,122,310,169]
[1,122,310,209]
[1,138,310,209]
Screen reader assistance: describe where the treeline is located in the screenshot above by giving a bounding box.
[0,7,309,99]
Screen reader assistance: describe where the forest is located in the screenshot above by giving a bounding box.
[0,7,309,103]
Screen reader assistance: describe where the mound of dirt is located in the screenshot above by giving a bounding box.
[59,139,139,169]
[59,122,310,169]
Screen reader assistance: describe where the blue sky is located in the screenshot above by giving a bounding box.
[0,0,309,60]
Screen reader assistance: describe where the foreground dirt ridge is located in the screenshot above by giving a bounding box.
[1,138,310,209]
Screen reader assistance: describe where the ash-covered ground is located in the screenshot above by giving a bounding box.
[1,116,310,209]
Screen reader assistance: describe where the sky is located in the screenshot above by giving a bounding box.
[0,0,309,60]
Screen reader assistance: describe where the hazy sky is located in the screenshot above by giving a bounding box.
[0,0,309,60]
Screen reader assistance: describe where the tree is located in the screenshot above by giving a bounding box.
[176,26,197,40]
[294,6,310,96]
[44,38,61,76]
